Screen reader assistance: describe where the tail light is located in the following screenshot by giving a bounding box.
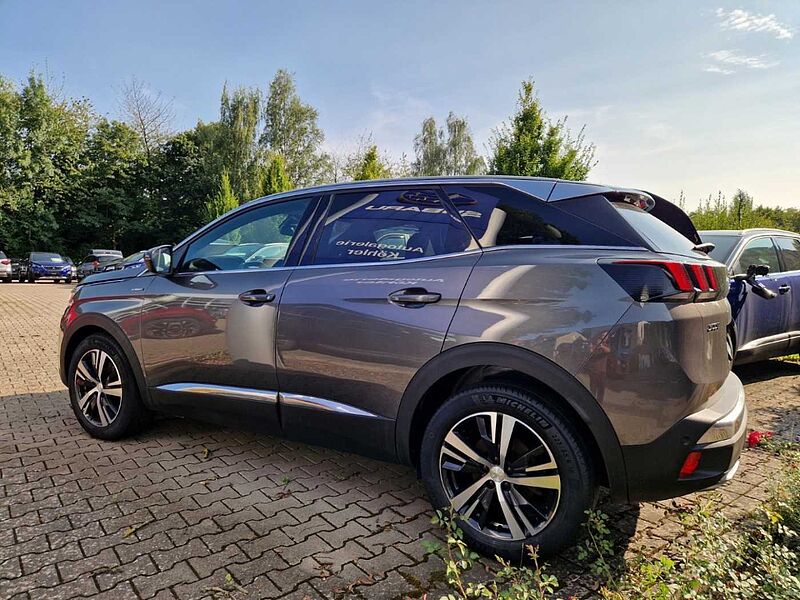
[0,259,9,265]
[600,260,726,303]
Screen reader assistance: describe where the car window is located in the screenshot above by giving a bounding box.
[181,197,314,272]
[773,237,800,272]
[700,234,740,263]
[735,238,780,274]
[442,185,632,248]
[0,251,6,259]
[312,188,474,265]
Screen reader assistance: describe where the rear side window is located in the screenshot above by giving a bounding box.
[442,185,632,248]
[312,188,475,265]
[773,237,800,272]
[613,203,697,255]
[700,234,740,263]
[735,238,780,274]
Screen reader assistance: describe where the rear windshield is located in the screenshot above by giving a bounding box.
[31,253,64,262]
[613,203,698,255]
[700,234,740,264]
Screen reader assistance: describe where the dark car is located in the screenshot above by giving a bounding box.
[19,252,73,283]
[77,254,120,280]
[102,251,146,273]
[701,228,800,364]
[60,176,745,558]
[10,257,22,281]
[0,251,11,282]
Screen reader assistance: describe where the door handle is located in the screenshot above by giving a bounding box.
[388,288,442,306]
[779,284,791,294]
[238,289,276,305]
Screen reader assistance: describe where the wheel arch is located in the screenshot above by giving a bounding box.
[61,315,152,408]
[395,342,628,500]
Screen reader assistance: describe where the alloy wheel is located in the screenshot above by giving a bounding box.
[439,411,561,541]
[74,349,123,427]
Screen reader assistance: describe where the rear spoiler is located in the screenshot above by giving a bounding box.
[604,189,702,246]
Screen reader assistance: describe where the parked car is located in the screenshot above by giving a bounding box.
[102,251,146,272]
[77,254,121,280]
[19,252,73,283]
[91,249,123,259]
[64,257,78,281]
[0,251,11,282]
[60,177,745,558]
[10,257,22,281]
[701,228,800,364]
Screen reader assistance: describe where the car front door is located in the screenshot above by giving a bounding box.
[275,186,480,459]
[773,236,800,351]
[141,196,319,433]
[730,236,789,357]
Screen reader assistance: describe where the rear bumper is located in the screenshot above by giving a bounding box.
[623,372,747,501]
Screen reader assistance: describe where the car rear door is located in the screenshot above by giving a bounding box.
[274,186,479,459]
[730,236,789,357]
[141,195,319,433]
[773,235,800,351]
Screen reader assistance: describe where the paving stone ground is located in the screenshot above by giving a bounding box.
[1,282,797,599]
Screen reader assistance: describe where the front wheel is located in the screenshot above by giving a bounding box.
[68,334,151,440]
[66,277,73,284]
[420,384,596,560]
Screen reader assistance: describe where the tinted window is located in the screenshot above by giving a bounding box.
[30,253,64,262]
[701,234,741,264]
[613,203,697,255]
[774,237,800,272]
[735,238,780,274]
[312,188,474,265]
[182,197,314,272]
[442,185,632,248]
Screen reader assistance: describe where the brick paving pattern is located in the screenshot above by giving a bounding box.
[1,282,797,599]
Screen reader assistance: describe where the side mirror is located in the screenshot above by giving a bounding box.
[733,263,770,281]
[143,245,173,275]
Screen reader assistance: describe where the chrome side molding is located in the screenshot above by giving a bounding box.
[156,383,383,419]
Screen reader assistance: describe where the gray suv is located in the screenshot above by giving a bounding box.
[59,177,746,558]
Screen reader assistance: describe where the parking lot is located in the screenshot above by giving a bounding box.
[1,282,798,600]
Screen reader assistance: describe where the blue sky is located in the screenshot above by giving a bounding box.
[1,0,798,207]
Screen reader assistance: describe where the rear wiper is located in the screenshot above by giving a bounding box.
[693,242,715,254]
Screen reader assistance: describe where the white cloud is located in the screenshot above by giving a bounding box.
[708,49,779,69]
[703,64,735,75]
[715,8,793,40]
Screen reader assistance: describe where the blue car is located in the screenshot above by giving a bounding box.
[19,252,73,283]
[701,229,800,364]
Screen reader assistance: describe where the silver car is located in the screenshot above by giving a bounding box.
[59,177,746,558]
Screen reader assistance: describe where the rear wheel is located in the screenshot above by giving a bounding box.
[420,384,595,559]
[68,334,150,440]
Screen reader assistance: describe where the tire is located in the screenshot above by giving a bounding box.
[54,279,61,284]
[420,383,596,560]
[727,328,737,365]
[67,333,150,440]
[66,277,73,284]
[27,274,35,283]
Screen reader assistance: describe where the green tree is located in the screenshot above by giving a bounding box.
[261,153,292,195]
[205,171,239,222]
[261,69,329,187]
[490,79,595,180]
[413,113,485,176]
[218,84,262,202]
[353,145,391,181]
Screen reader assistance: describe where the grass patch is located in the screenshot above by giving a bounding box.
[423,444,800,599]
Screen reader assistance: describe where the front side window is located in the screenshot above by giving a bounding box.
[735,238,780,274]
[773,237,800,272]
[312,188,475,265]
[181,197,313,272]
[442,185,632,248]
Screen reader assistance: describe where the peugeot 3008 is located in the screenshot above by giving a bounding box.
[60,177,746,558]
